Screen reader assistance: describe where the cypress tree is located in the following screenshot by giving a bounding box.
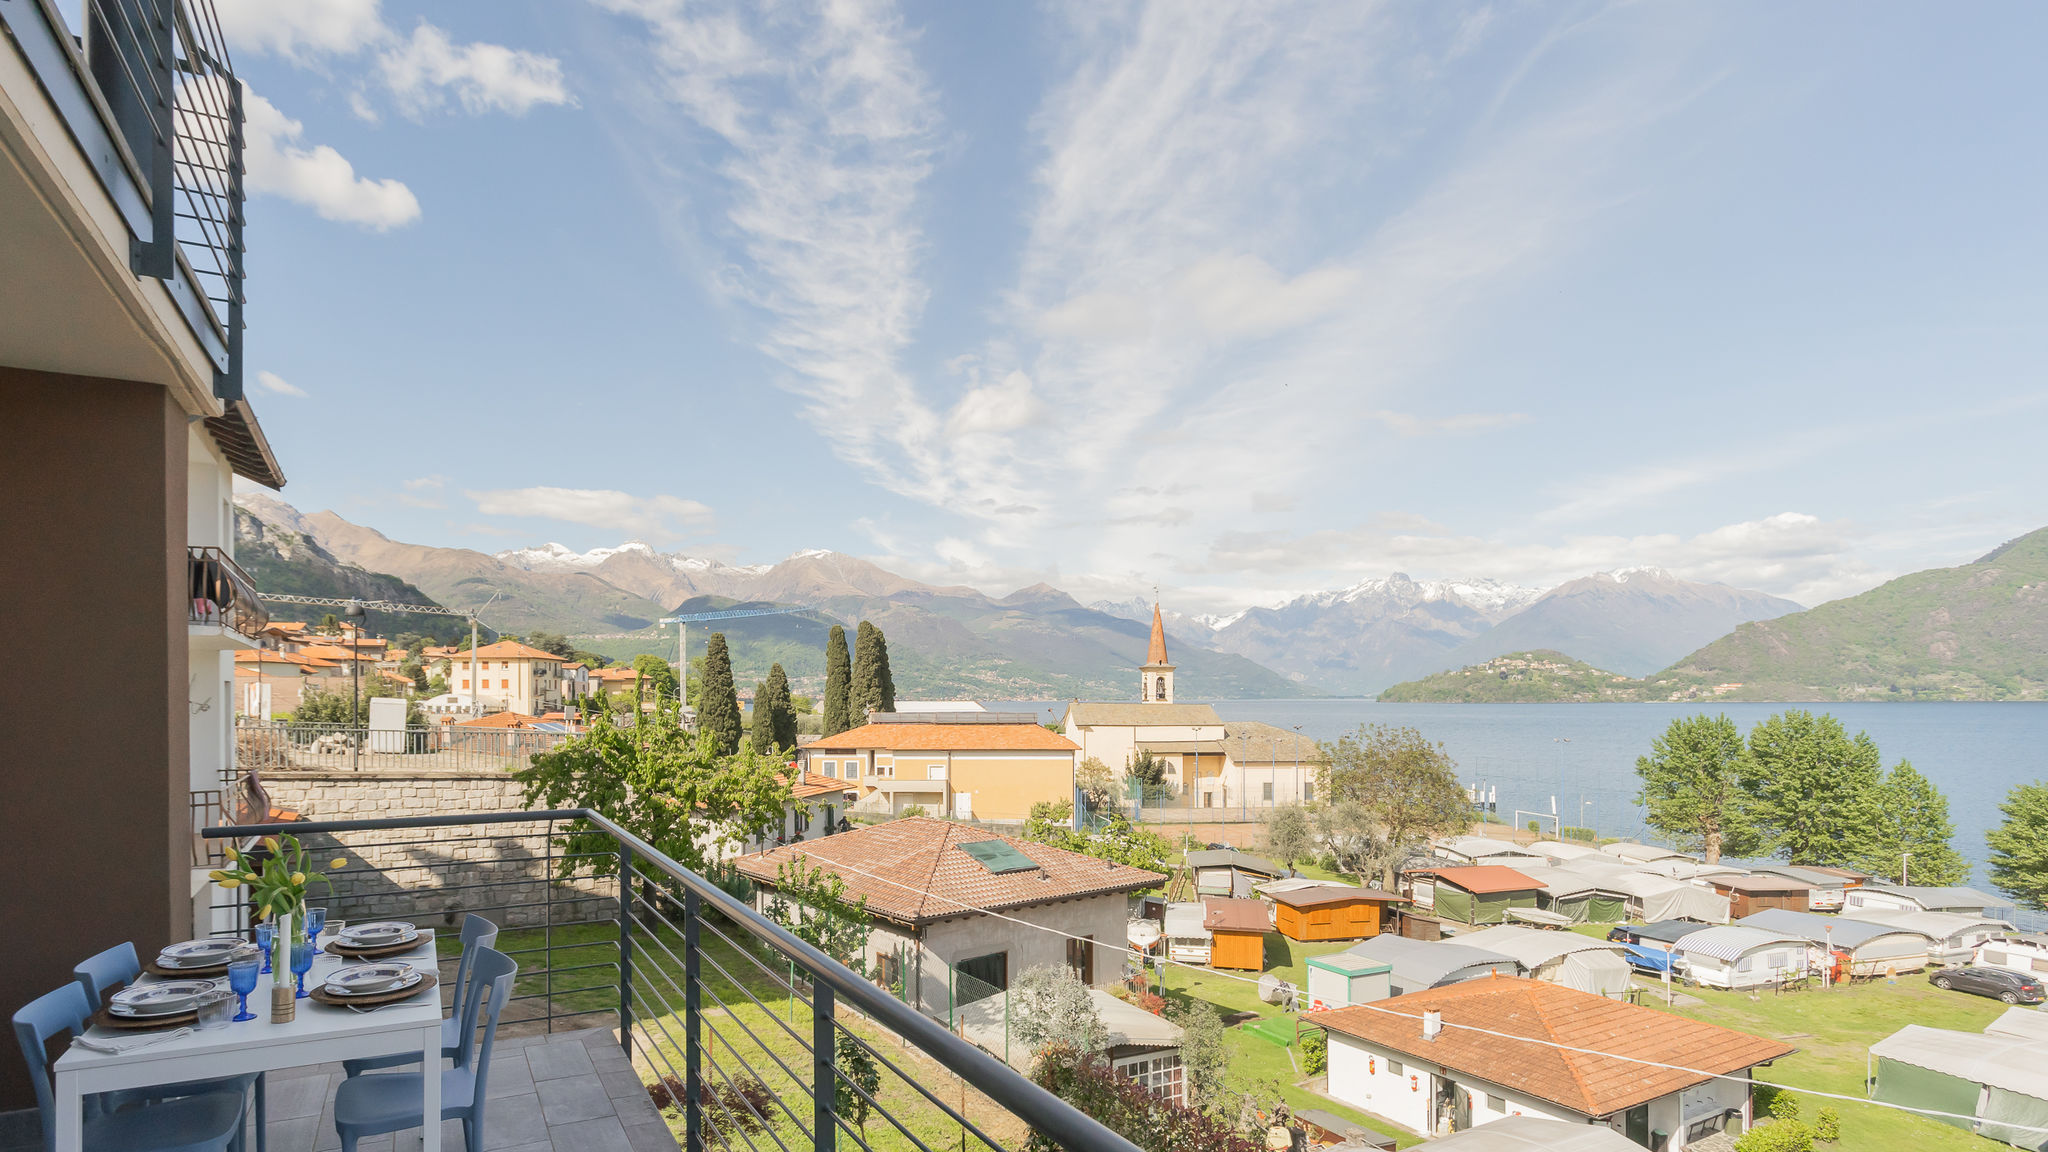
[823,626,852,736]
[873,627,895,713]
[851,621,881,723]
[749,679,772,754]
[697,632,742,756]
[765,663,797,752]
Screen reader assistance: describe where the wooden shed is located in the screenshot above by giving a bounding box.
[1201,897,1269,971]
[1271,886,1406,942]
[1709,874,1813,918]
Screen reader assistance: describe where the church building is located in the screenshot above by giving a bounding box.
[1061,605,1230,805]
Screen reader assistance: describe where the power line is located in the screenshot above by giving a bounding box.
[758,844,2048,1137]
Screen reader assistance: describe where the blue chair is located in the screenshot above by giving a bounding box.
[341,914,499,1078]
[72,943,267,1151]
[332,947,517,1152]
[13,982,247,1152]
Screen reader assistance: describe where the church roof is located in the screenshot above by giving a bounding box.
[1145,603,1172,667]
[1065,702,1222,728]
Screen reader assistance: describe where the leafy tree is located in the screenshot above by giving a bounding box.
[631,654,679,704]
[1317,725,1471,887]
[425,674,449,697]
[1987,781,2048,910]
[1743,711,1883,867]
[697,633,743,757]
[527,631,575,659]
[1026,1045,1263,1152]
[1262,806,1316,871]
[400,659,427,691]
[1128,749,1170,799]
[834,1032,880,1135]
[1634,714,1761,863]
[1075,756,1117,814]
[789,693,815,716]
[822,625,853,736]
[1026,799,1076,840]
[1855,761,1966,884]
[1010,965,1106,1056]
[1166,1001,1227,1099]
[764,856,871,973]
[517,704,792,878]
[748,663,797,753]
[1023,813,1172,879]
[293,683,424,728]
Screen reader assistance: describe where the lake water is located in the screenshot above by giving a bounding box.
[994,700,2048,893]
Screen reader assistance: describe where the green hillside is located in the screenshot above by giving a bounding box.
[234,509,485,643]
[1656,528,2048,701]
[1378,651,1646,702]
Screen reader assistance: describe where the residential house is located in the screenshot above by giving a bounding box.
[800,715,1078,822]
[1844,885,2007,917]
[1343,937,1516,997]
[561,661,591,702]
[894,700,986,713]
[1202,897,1268,971]
[587,666,650,709]
[1320,978,1794,1146]
[1735,909,1931,976]
[719,773,858,859]
[1407,867,1544,926]
[1669,926,1808,989]
[1708,875,1813,918]
[958,987,1185,1102]
[732,817,1163,1018]
[1305,953,1393,1012]
[1061,605,1228,796]
[233,649,330,715]
[1,0,286,1107]
[1448,927,1633,998]
[1847,907,2014,967]
[452,640,566,716]
[1271,886,1405,942]
[1745,865,1868,912]
[1187,848,1282,898]
[1214,721,1324,808]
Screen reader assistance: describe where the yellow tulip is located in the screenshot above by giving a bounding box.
[224,846,239,862]
[290,872,305,886]
[263,836,279,851]
[330,858,348,870]
[220,878,241,889]
[208,870,228,882]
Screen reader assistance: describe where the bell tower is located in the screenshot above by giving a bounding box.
[1140,602,1175,704]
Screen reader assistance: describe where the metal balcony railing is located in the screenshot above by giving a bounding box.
[2,0,246,398]
[201,811,1141,1152]
[188,545,266,637]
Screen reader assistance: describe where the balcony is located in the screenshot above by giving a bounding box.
[188,545,266,647]
[0,0,247,403]
[183,810,1136,1152]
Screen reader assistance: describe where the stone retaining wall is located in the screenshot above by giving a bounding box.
[260,770,613,929]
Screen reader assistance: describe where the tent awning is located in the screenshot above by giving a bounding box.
[1870,1025,2048,1099]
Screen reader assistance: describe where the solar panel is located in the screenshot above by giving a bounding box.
[958,839,1039,874]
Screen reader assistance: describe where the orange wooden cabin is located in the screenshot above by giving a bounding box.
[1201,897,1269,971]
[1269,886,1406,942]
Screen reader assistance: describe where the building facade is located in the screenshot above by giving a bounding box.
[799,717,1079,823]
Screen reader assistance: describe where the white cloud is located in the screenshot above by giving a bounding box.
[252,370,307,398]
[465,487,714,542]
[398,475,446,509]
[212,0,384,60]
[242,88,421,230]
[379,22,573,116]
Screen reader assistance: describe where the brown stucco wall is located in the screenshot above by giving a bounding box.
[0,368,186,1108]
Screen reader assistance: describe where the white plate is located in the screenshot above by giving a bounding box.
[159,939,242,966]
[324,967,423,997]
[325,963,415,994]
[110,980,216,1016]
[338,922,417,946]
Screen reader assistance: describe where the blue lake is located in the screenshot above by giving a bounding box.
[994,700,2048,891]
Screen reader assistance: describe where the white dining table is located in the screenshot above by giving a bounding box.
[53,936,446,1152]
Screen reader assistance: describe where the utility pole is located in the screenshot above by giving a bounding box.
[470,615,481,719]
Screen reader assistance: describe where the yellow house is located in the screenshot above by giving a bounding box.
[800,719,1079,823]
[451,640,566,715]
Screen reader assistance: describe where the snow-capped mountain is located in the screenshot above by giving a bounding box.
[1295,574,1543,615]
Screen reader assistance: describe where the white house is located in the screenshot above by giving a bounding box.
[1319,977,1792,1147]
[1670,926,1808,989]
[958,987,1185,1103]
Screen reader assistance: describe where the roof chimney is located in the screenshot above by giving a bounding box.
[1422,1010,1443,1042]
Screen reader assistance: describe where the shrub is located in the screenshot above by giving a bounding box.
[1300,1028,1327,1076]
[1027,1045,1262,1152]
[1561,825,1597,842]
[1813,1108,1839,1143]
[901,804,928,818]
[1734,1120,1813,1152]
[649,1074,778,1134]
[1768,1092,1802,1121]
[1134,991,1165,1015]
[1528,820,1541,834]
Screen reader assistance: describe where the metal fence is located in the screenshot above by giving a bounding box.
[237,720,574,774]
[203,811,1143,1152]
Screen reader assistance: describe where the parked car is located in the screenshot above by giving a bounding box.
[1929,966,2046,1004]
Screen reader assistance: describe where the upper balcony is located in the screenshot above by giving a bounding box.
[0,0,247,411]
[187,544,266,647]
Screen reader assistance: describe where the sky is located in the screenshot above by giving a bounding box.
[223,0,2048,616]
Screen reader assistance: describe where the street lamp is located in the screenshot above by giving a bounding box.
[344,602,365,771]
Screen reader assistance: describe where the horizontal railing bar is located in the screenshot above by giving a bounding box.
[204,811,591,837]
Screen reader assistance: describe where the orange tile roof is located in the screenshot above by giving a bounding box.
[452,711,540,729]
[733,817,1162,926]
[467,640,564,661]
[590,667,640,682]
[1417,866,1542,895]
[1146,602,1170,666]
[787,771,855,801]
[805,722,1076,753]
[1317,978,1795,1117]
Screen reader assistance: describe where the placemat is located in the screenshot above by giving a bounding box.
[144,959,233,978]
[92,1006,198,1031]
[324,934,430,960]
[309,971,438,1008]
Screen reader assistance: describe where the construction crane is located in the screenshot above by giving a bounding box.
[260,593,495,719]
[658,605,819,704]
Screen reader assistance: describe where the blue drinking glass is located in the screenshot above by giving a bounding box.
[291,939,314,999]
[227,959,259,1022]
[305,906,327,947]
[255,922,274,974]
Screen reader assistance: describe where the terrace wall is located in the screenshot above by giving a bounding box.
[260,769,613,929]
